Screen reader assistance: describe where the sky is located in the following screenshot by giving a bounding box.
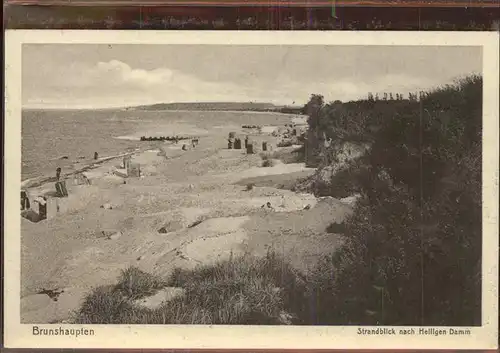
[22,44,482,109]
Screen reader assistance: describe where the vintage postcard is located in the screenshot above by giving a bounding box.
[3,30,499,349]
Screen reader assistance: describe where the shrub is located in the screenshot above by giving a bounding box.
[114,267,166,300]
[262,159,274,167]
[270,146,305,164]
[260,154,276,167]
[309,156,372,199]
[303,75,482,326]
[309,188,428,325]
[325,222,346,234]
[277,140,293,148]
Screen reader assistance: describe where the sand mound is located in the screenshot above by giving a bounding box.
[141,165,158,176]
[189,215,250,232]
[131,150,165,165]
[211,162,314,186]
[184,229,248,266]
[241,197,352,273]
[158,220,184,233]
[177,216,251,266]
[150,216,252,274]
[114,135,142,141]
[95,174,126,187]
[52,246,127,292]
[291,116,308,125]
[240,162,313,179]
[21,286,88,324]
[339,193,362,206]
[154,207,211,233]
[221,191,317,213]
[235,170,315,190]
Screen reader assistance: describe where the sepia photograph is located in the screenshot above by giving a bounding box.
[3,31,499,349]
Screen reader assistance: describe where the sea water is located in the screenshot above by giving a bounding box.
[21,108,295,181]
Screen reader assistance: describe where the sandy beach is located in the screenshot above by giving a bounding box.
[20,112,351,324]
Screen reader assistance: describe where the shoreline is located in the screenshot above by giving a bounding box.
[21,150,141,189]
[130,109,305,116]
[23,107,307,116]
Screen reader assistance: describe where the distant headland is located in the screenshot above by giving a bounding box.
[126,102,305,114]
[23,102,306,114]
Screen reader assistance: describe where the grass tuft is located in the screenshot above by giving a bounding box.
[114,267,166,300]
[260,154,276,167]
[75,285,133,324]
[74,252,307,325]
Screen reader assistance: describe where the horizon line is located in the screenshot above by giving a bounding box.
[21,100,307,110]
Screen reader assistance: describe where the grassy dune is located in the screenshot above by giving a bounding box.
[75,252,306,325]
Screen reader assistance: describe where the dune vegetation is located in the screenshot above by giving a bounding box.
[75,75,482,326]
[75,252,307,325]
[302,75,482,326]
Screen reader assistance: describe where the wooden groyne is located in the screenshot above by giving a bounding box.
[140,136,190,142]
[242,125,262,129]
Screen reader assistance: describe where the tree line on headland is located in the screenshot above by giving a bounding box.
[129,102,305,115]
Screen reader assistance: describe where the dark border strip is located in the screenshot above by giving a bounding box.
[4,5,499,29]
[4,0,500,7]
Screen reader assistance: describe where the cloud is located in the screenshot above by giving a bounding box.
[95,60,176,86]
[24,60,253,108]
[22,44,482,109]
[23,59,467,109]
